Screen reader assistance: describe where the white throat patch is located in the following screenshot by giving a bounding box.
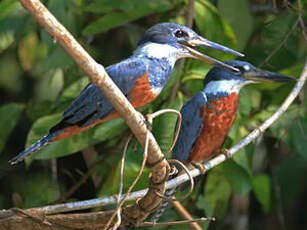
[134,42,181,67]
[204,79,245,95]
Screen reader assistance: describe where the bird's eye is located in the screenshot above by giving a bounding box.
[174,29,189,38]
[235,65,251,73]
[243,65,251,71]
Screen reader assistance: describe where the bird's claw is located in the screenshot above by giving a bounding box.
[191,161,207,174]
[169,165,178,176]
[217,149,232,159]
[143,113,153,131]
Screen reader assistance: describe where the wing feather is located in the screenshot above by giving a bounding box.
[54,58,147,129]
[172,92,207,164]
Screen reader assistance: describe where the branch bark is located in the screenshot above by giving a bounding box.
[20,61,306,215]
[1,0,305,229]
[1,63,305,229]
[3,0,170,228]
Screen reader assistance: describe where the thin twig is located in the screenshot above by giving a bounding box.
[53,151,110,203]
[2,65,305,229]
[148,109,182,155]
[155,159,194,202]
[297,0,307,41]
[111,135,132,230]
[104,132,150,229]
[139,217,215,227]
[42,61,307,215]
[17,0,169,225]
[172,200,203,230]
[259,18,299,67]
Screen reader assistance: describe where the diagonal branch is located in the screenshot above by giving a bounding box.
[1,62,304,229]
[10,0,170,227]
[30,60,306,215]
[1,0,305,229]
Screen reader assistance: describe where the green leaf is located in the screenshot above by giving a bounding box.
[194,0,237,58]
[0,0,20,22]
[270,105,303,145]
[93,118,127,141]
[217,0,253,50]
[152,97,182,153]
[290,118,307,158]
[83,0,173,35]
[44,46,73,71]
[252,173,271,213]
[86,0,137,13]
[222,159,252,194]
[238,88,252,116]
[99,140,150,196]
[276,156,306,206]
[204,167,232,219]
[232,144,254,176]
[260,14,299,68]
[12,172,58,207]
[0,103,24,153]
[196,196,213,229]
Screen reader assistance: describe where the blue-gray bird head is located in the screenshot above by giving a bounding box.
[203,60,296,87]
[137,23,244,72]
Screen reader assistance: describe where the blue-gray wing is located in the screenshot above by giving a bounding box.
[172,92,207,165]
[58,58,148,128]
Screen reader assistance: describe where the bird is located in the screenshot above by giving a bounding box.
[9,22,244,164]
[151,60,296,222]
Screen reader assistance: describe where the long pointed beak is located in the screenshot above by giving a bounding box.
[244,68,296,83]
[180,35,244,72]
[183,45,241,72]
[187,36,244,57]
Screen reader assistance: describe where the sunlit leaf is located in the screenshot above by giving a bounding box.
[217,0,253,50]
[83,0,173,35]
[0,103,24,153]
[252,173,271,213]
[204,167,232,219]
[194,0,237,59]
[152,97,182,153]
[222,159,252,194]
[18,32,39,71]
[44,46,74,71]
[0,0,20,22]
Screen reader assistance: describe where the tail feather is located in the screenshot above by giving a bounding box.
[9,130,61,165]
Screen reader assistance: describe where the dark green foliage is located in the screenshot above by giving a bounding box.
[0,0,306,229]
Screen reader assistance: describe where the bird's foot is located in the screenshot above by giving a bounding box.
[216,148,232,159]
[142,113,153,131]
[169,165,178,177]
[191,161,207,174]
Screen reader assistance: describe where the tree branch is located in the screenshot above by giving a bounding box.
[1,62,304,229]
[1,0,305,229]
[23,61,306,215]
[6,0,170,227]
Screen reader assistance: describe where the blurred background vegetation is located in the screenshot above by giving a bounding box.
[0,0,306,229]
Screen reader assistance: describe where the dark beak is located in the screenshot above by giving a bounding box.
[187,36,244,57]
[180,36,244,72]
[244,68,297,83]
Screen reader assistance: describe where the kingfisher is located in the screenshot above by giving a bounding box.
[151,60,296,222]
[10,23,243,164]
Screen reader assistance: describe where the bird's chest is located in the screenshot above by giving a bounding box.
[128,60,172,108]
[187,93,239,163]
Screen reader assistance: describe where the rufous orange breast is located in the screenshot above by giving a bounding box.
[187,92,239,163]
